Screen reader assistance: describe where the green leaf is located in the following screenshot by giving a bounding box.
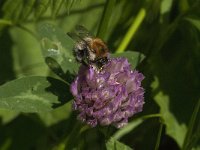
[2,0,23,21]
[111,51,145,68]
[152,77,187,147]
[20,0,36,21]
[34,0,51,19]
[51,0,65,18]
[10,24,48,77]
[38,102,72,126]
[97,0,116,39]
[106,137,133,150]
[113,118,143,140]
[0,76,71,113]
[38,23,79,76]
[12,1,24,23]
[0,109,19,124]
[185,18,200,31]
[65,0,79,13]
[160,0,173,14]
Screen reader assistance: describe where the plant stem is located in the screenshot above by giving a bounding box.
[0,19,12,25]
[97,0,116,39]
[182,99,200,150]
[64,121,82,150]
[154,120,164,150]
[116,8,146,53]
[142,113,162,120]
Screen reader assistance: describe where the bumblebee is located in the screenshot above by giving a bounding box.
[67,25,109,69]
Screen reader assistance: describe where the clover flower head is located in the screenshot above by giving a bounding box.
[70,57,145,128]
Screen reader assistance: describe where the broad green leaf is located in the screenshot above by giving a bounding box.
[38,102,72,126]
[106,137,133,150]
[185,18,200,31]
[10,24,48,77]
[111,51,145,68]
[38,23,79,76]
[0,76,71,112]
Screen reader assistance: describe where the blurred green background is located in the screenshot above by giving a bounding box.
[0,0,199,150]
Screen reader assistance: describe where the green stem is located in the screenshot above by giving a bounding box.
[154,120,164,150]
[0,19,13,26]
[142,113,162,120]
[64,121,82,150]
[116,8,146,53]
[182,99,200,150]
[97,0,116,39]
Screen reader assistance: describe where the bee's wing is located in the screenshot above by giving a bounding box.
[67,25,94,43]
[67,32,83,42]
[75,25,93,38]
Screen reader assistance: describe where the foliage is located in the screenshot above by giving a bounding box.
[0,0,200,149]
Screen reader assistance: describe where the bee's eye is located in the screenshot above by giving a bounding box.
[78,50,84,56]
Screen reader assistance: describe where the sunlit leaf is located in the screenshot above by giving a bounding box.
[38,102,72,126]
[185,18,200,31]
[152,77,187,148]
[0,76,71,112]
[106,137,133,150]
[0,109,19,124]
[10,24,48,77]
[160,0,173,14]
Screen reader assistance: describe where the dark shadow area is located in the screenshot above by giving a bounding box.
[45,57,76,83]
[121,119,180,150]
[0,28,16,85]
[160,134,180,150]
[0,114,47,150]
[47,112,81,149]
[0,112,78,150]
[45,57,77,108]
[45,77,73,108]
[121,118,161,150]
